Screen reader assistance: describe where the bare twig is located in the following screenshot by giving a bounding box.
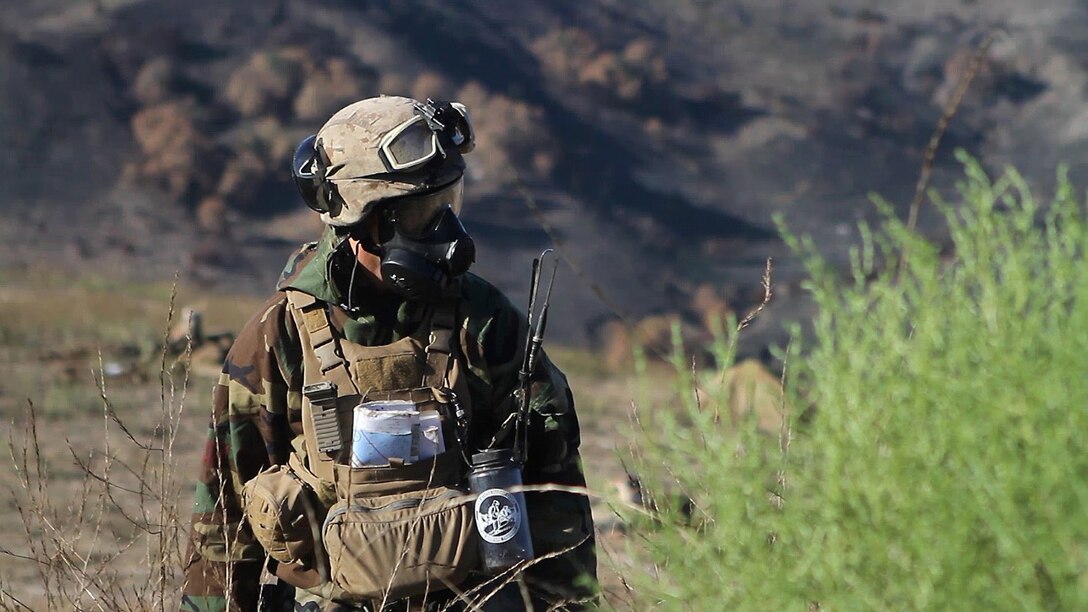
[157,276,183,612]
[0,587,35,612]
[93,365,160,453]
[772,338,794,512]
[439,535,593,612]
[68,448,158,498]
[779,338,794,461]
[2,275,195,608]
[593,529,637,609]
[737,258,774,331]
[899,30,1000,276]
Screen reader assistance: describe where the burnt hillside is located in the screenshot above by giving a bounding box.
[2,0,1086,352]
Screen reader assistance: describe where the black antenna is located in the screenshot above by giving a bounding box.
[526,256,541,337]
[514,249,559,464]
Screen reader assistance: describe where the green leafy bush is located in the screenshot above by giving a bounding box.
[625,155,1088,610]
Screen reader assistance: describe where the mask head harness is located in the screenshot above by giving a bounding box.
[292,98,477,303]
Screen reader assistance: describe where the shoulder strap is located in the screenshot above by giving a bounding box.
[425,281,472,459]
[286,291,360,393]
[286,290,359,456]
[423,296,458,389]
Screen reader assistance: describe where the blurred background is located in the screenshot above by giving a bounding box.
[4,0,1087,361]
[3,1,1088,606]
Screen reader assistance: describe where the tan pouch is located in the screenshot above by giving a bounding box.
[241,460,325,565]
[322,453,479,602]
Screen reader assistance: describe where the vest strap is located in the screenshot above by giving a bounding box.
[288,291,360,455]
[424,282,460,388]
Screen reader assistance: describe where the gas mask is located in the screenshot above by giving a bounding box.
[370,180,475,303]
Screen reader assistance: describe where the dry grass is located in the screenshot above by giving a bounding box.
[0,267,662,609]
[0,269,264,609]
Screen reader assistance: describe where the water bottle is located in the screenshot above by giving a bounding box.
[467,448,535,572]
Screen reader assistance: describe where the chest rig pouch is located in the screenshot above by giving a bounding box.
[269,288,478,604]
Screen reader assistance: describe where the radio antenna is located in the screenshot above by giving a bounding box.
[514,249,559,464]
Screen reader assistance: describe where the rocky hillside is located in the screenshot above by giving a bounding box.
[2,0,1086,354]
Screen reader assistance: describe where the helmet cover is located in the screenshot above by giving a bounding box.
[312,96,468,226]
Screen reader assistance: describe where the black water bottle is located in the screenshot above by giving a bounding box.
[468,448,535,572]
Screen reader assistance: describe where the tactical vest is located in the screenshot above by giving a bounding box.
[243,289,479,605]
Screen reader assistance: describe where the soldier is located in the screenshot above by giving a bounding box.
[181,96,597,611]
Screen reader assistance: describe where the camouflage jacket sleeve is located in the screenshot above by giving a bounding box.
[180,293,302,612]
[460,281,599,604]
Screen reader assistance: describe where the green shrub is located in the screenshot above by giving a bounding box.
[625,155,1088,610]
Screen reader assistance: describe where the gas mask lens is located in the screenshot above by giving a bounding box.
[387,182,465,238]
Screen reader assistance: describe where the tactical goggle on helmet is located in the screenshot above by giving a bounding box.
[292,97,474,227]
[379,101,474,171]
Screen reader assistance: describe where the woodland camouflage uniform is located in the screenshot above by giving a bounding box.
[181,229,597,611]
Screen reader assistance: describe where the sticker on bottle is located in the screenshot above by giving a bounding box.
[474,488,522,544]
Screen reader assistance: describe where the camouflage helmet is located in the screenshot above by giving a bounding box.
[292,95,475,227]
